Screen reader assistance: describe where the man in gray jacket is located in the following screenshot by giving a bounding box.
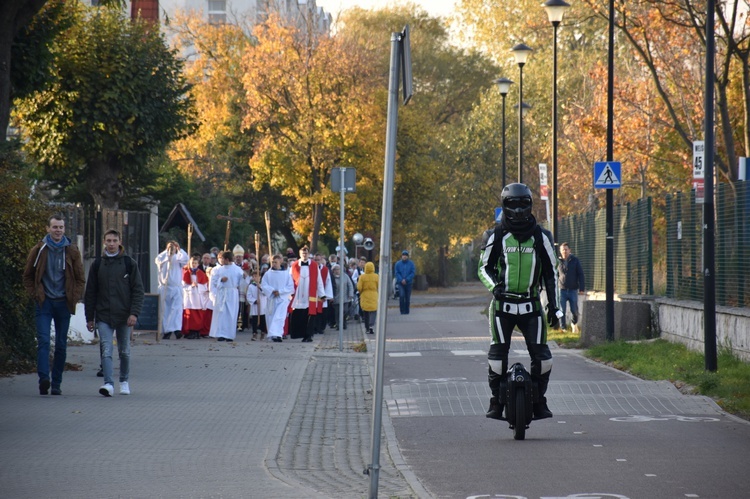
[85,229,144,397]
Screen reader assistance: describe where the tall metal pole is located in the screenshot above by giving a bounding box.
[338,168,346,353]
[703,0,717,371]
[552,21,560,245]
[368,31,401,499]
[544,0,570,248]
[495,77,513,189]
[502,94,507,188]
[605,0,615,342]
[518,63,525,184]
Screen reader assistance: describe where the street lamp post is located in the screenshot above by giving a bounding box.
[511,43,533,183]
[543,0,571,246]
[495,77,514,188]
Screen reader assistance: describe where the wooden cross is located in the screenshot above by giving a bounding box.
[216,207,243,252]
[264,211,273,257]
[187,223,193,257]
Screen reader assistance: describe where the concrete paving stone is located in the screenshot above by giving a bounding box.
[0,325,416,499]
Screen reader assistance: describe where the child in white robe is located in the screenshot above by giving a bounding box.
[208,251,243,342]
[259,255,294,342]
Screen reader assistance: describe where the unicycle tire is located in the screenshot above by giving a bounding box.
[513,389,526,440]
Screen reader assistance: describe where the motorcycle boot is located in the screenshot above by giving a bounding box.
[486,397,506,420]
[486,364,507,420]
[532,396,553,420]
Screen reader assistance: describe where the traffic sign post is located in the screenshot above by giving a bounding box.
[331,166,356,354]
[594,159,620,344]
[594,161,621,189]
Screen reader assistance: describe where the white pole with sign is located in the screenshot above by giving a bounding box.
[539,163,551,229]
[693,140,705,204]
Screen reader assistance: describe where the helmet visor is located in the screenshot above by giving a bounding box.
[504,197,532,210]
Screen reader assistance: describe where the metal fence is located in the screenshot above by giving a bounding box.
[54,204,151,290]
[557,197,653,296]
[665,181,750,307]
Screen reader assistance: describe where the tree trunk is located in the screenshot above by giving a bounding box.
[0,0,49,141]
[742,51,750,158]
[87,159,123,209]
[280,226,298,256]
[0,24,13,141]
[438,245,448,288]
[310,201,324,254]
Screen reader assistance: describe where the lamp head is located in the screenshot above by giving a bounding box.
[514,102,532,117]
[511,43,533,66]
[543,0,571,25]
[352,232,364,245]
[494,77,514,96]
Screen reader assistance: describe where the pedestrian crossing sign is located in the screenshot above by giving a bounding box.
[594,161,621,189]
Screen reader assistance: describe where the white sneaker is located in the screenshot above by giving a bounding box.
[99,383,114,397]
[119,382,130,395]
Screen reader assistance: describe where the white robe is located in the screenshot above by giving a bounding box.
[260,269,294,338]
[320,265,333,309]
[246,282,266,317]
[183,274,208,311]
[290,263,325,310]
[155,248,188,332]
[208,264,243,340]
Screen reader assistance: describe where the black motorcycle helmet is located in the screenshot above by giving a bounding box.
[501,183,533,225]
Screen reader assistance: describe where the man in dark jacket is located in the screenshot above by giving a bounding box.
[23,214,86,396]
[85,229,144,397]
[558,242,585,330]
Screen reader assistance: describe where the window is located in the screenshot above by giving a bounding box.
[207,0,226,24]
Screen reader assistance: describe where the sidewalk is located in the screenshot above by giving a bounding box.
[0,284,464,499]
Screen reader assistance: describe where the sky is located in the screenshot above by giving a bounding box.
[316,0,458,19]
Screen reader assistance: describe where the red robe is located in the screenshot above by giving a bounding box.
[181,267,209,334]
[289,260,322,315]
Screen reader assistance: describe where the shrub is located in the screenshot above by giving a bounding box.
[0,142,47,375]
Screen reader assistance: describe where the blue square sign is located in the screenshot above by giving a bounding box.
[594,162,621,189]
[494,207,503,223]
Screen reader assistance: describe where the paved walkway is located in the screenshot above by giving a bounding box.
[0,282,739,498]
[0,285,454,499]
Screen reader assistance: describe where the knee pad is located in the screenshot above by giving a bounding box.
[488,359,504,375]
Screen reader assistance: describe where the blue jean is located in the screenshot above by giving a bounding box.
[398,282,412,314]
[35,299,71,388]
[97,321,131,385]
[559,289,579,329]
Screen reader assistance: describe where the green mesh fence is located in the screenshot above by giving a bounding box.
[666,181,750,307]
[557,197,653,296]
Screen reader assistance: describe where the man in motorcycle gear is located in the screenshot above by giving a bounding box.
[478,183,561,421]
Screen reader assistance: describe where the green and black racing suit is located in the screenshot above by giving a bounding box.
[478,222,559,407]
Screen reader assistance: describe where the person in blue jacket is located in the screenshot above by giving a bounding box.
[394,250,416,314]
[558,242,585,330]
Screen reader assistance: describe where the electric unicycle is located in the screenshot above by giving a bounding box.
[501,362,536,440]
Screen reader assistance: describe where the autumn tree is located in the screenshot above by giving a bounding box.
[241,11,383,252]
[337,6,498,284]
[583,0,750,182]
[14,4,195,208]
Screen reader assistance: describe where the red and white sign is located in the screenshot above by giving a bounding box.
[693,141,705,204]
[539,163,548,200]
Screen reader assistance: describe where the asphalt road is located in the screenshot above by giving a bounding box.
[380,288,750,499]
